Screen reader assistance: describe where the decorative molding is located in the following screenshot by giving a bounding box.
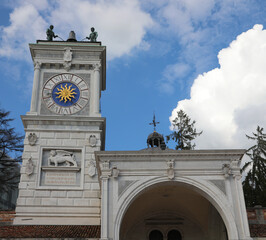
[93,63,101,72]
[41,166,80,172]
[101,160,112,179]
[25,157,34,176]
[89,135,97,147]
[102,160,110,170]
[28,133,38,146]
[222,164,232,178]
[112,166,119,178]
[166,159,175,180]
[88,160,96,177]
[34,61,41,69]
[222,160,241,179]
[95,149,246,160]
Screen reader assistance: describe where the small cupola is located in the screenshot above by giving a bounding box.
[147,114,166,150]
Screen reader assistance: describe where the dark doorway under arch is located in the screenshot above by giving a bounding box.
[149,230,163,240]
[167,229,182,240]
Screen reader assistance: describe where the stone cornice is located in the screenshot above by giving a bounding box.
[21,115,106,128]
[29,42,106,90]
[95,149,245,161]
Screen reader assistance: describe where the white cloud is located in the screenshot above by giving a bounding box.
[160,62,190,93]
[170,25,266,149]
[0,0,153,60]
[0,4,47,58]
[154,0,254,93]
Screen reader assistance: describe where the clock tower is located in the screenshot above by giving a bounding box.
[14,36,106,225]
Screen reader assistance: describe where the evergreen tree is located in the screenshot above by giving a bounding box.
[242,126,266,207]
[166,110,202,150]
[0,109,23,193]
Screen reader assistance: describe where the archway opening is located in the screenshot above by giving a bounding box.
[167,229,182,240]
[120,181,227,240]
[149,230,163,240]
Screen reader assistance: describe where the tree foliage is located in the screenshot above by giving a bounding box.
[166,110,202,150]
[0,109,24,193]
[242,126,266,207]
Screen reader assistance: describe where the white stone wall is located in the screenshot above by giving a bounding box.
[95,150,252,240]
[14,117,104,225]
[14,41,106,225]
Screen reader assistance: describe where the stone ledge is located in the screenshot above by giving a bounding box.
[42,167,81,172]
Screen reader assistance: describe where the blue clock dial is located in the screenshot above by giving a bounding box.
[42,73,89,115]
[52,82,80,107]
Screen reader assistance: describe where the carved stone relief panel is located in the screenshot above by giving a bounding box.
[39,148,82,187]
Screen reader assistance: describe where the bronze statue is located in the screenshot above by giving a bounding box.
[86,27,98,42]
[46,25,58,41]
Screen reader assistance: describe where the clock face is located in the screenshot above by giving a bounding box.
[42,73,89,115]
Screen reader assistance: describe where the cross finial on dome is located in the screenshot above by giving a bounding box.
[149,113,160,132]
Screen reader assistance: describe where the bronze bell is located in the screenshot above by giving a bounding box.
[67,31,77,42]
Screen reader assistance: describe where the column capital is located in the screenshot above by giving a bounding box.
[93,63,101,71]
[34,61,41,70]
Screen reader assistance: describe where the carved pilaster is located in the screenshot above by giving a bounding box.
[92,63,101,115]
[29,61,41,113]
[100,159,110,240]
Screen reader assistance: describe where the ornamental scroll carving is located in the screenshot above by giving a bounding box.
[222,159,241,179]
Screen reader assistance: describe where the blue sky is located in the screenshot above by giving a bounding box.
[0,0,266,151]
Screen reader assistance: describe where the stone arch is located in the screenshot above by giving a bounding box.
[114,176,239,240]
